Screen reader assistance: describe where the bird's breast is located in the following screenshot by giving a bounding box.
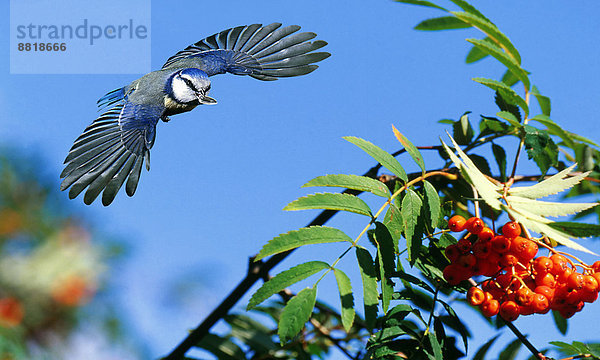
[163,95,198,116]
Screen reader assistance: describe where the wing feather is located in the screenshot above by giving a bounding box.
[61,90,163,205]
[161,23,329,80]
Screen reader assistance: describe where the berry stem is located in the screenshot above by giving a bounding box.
[502,319,548,360]
[532,237,592,270]
[472,186,481,219]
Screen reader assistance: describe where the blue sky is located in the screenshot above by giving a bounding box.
[3,0,600,359]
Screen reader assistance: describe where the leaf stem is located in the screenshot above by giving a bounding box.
[315,171,457,287]
[509,88,532,182]
[423,286,439,337]
[352,171,457,247]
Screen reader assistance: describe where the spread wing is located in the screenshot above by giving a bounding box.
[161,23,330,80]
[60,89,163,206]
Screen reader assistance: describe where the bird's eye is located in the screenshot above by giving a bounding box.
[182,78,195,90]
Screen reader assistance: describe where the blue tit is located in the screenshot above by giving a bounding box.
[60,23,329,205]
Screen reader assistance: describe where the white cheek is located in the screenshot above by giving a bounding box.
[172,78,196,102]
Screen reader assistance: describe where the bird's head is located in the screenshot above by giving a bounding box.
[167,68,217,105]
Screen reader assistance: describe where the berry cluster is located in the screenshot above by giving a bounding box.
[443,215,600,321]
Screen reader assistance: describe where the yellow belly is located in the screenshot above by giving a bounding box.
[164,96,198,116]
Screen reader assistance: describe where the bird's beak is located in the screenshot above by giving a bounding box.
[197,94,217,105]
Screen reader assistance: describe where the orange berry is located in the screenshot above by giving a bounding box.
[491,235,511,253]
[458,254,477,269]
[51,275,91,306]
[532,256,553,275]
[499,300,520,321]
[557,267,574,284]
[581,289,599,303]
[550,254,570,276]
[472,240,492,259]
[567,273,584,291]
[531,293,549,313]
[566,290,583,305]
[582,275,599,293]
[478,227,495,242]
[448,215,467,232]
[500,253,519,268]
[467,287,486,306]
[0,297,24,328]
[510,237,538,263]
[480,299,500,317]
[456,239,472,254]
[534,286,555,302]
[465,217,485,235]
[593,272,600,286]
[502,221,522,238]
[444,244,460,263]
[592,261,600,273]
[443,264,463,285]
[516,287,534,306]
[535,273,557,288]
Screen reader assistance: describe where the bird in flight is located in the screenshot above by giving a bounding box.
[60,23,329,206]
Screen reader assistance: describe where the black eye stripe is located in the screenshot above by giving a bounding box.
[182,77,197,92]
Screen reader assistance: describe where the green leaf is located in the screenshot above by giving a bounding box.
[393,270,434,293]
[423,180,441,229]
[492,143,507,182]
[506,196,597,218]
[508,164,589,199]
[449,0,492,22]
[278,287,317,344]
[196,333,246,360]
[428,332,443,359]
[392,125,426,173]
[472,334,500,360]
[383,202,403,252]
[522,125,559,176]
[303,174,390,198]
[569,132,600,147]
[433,317,446,350]
[469,154,492,176]
[474,78,528,115]
[552,310,568,335]
[256,226,353,261]
[226,314,276,353]
[333,268,355,332]
[248,261,329,310]
[495,92,522,122]
[394,0,448,11]
[549,341,580,356]
[466,38,530,90]
[344,136,408,182]
[402,189,423,262]
[452,11,521,64]
[442,136,503,210]
[284,193,372,217]
[548,222,600,238]
[504,205,596,254]
[374,222,397,313]
[530,114,575,149]
[499,338,522,360]
[501,69,520,87]
[415,16,471,31]
[453,111,474,145]
[356,247,379,330]
[531,85,551,116]
[496,111,521,127]
[466,36,492,63]
[479,115,510,136]
[438,299,470,352]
